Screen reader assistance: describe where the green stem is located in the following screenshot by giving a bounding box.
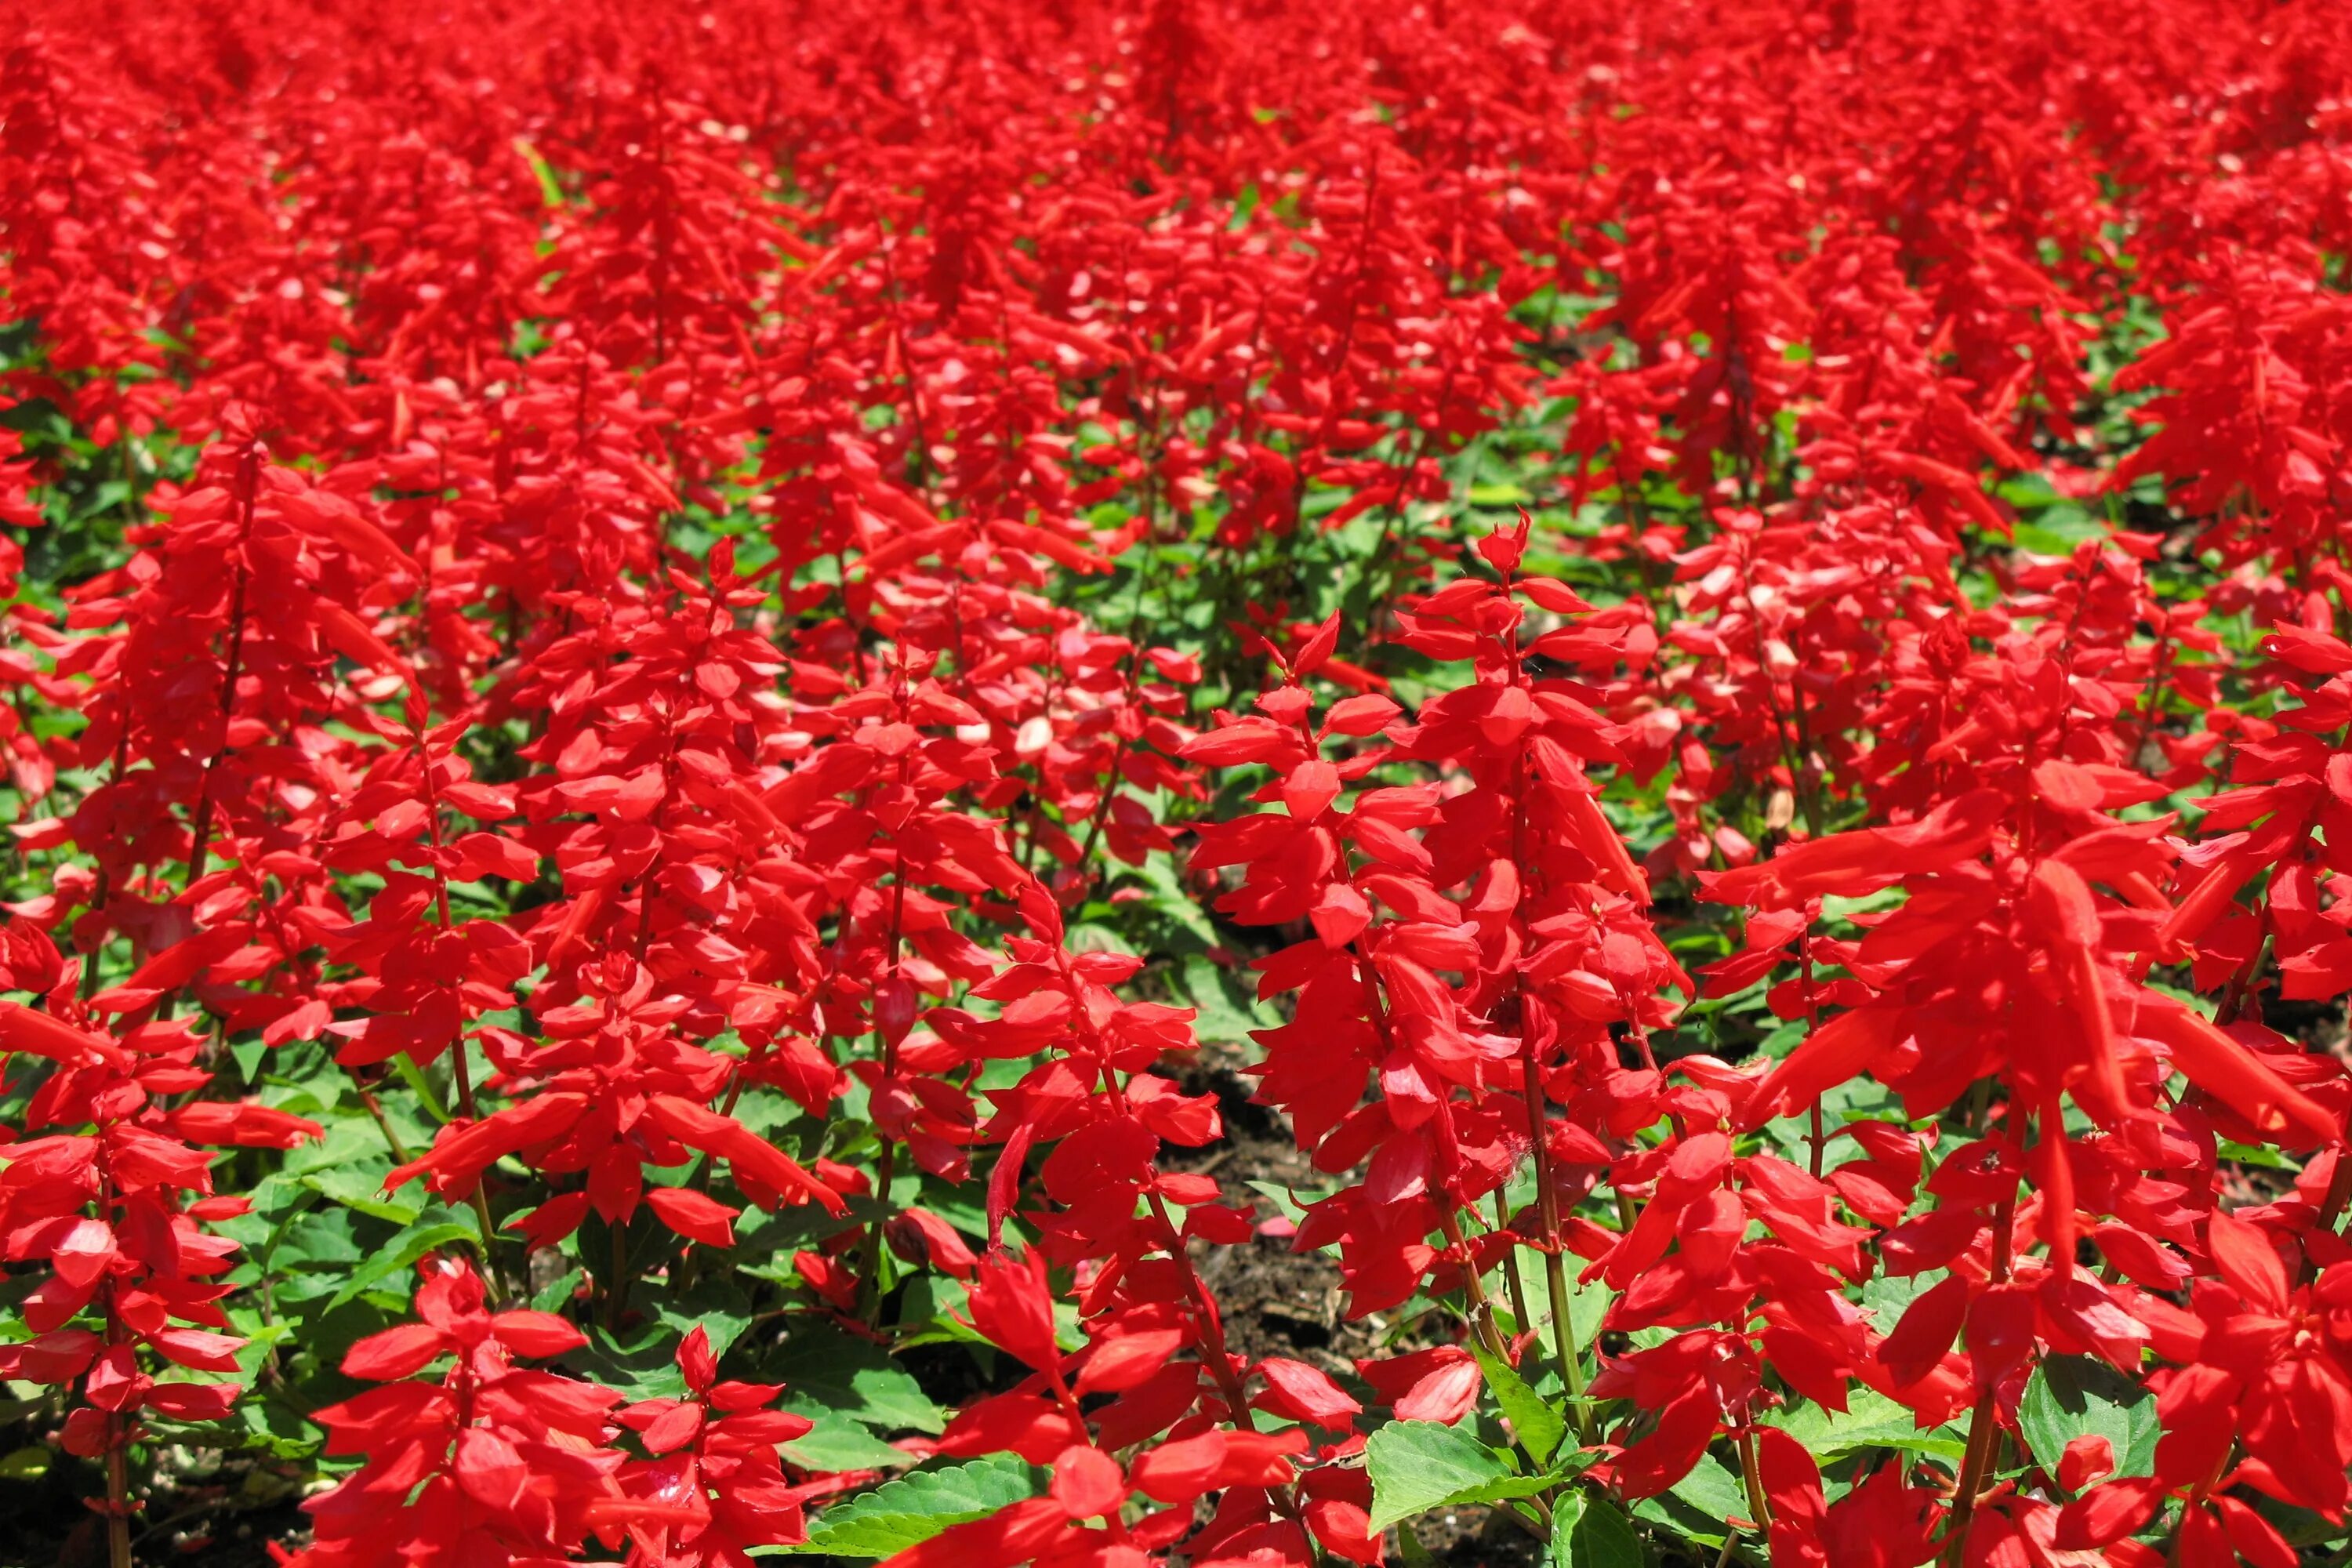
[1941,1181,2019,1564]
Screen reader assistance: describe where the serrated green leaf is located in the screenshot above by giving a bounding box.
[2018,1355,2158,1481]
[1667,1451,1748,1524]
[235,1392,326,1461]
[777,1405,917,1470]
[1550,1490,1641,1568]
[760,1454,1044,1556]
[1366,1419,1552,1531]
[1763,1387,1969,1461]
[1507,1247,1609,1355]
[768,1327,946,1434]
[269,1206,364,1272]
[892,1274,981,1346]
[1465,1332,1565,1465]
[1247,1179,1339,1234]
[282,1116,400,1181]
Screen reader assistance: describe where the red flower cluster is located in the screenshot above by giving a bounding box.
[307,1264,814,1566]
[5,0,2352,1566]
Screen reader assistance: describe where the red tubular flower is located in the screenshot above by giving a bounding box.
[287,1258,626,1567]
[607,1326,819,1566]
[0,944,314,1541]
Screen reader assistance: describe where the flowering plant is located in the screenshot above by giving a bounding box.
[5,2,2352,1566]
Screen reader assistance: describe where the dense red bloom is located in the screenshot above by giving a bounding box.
[6,1,2352,1565]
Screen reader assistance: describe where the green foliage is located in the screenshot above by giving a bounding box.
[1364,1419,1559,1531]
[1550,1490,1642,1568]
[759,1455,1047,1556]
[1464,1332,1566,1465]
[768,1326,948,1435]
[1764,1387,1968,1463]
[2018,1355,2160,1482]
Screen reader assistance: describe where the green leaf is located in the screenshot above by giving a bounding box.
[282,1116,400,1182]
[512,137,568,209]
[768,1327,947,1434]
[891,1274,981,1347]
[268,1205,365,1272]
[1550,1491,1642,1568]
[1508,1247,1610,1355]
[1247,1179,1335,1232]
[1181,954,1272,1045]
[777,1406,918,1470]
[1632,1488,1729,1551]
[1667,1452,1748,1525]
[0,1446,51,1480]
[1136,854,1221,949]
[230,1036,268,1085]
[388,1054,451,1123]
[1764,1387,1969,1461]
[650,1277,754,1364]
[576,1322,695,1401]
[326,1215,475,1308]
[1365,1420,1552,1531]
[302,1164,418,1225]
[1395,1524,1443,1568]
[531,1266,584,1314]
[1465,1332,1565,1465]
[235,1389,326,1461]
[760,1454,1045,1556]
[2017,1355,2158,1481]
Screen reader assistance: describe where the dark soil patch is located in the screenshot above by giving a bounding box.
[1192,1227,1354,1370]
[898,1332,1013,1410]
[1405,1504,1549,1567]
[1169,1041,1366,1374]
[1158,1042,1555,1566]
[1166,1041,1452,1379]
